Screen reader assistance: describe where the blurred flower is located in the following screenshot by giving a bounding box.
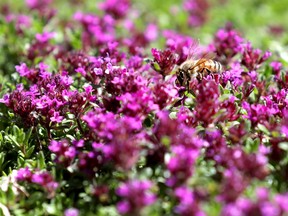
[116,180,156,215]
[209,23,244,65]
[49,140,76,167]
[64,208,79,216]
[270,61,282,78]
[77,150,104,178]
[73,12,116,50]
[16,168,58,198]
[183,0,210,27]
[228,121,248,144]
[25,0,56,21]
[27,32,55,61]
[268,25,285,37]
[5,14,31,35]
[153,111,206,150]
[242,101,276,128]
[82,111,143,170]
[123,23,158,55]
[240,42,271,71]
[16,167,33,182]
[98,0,131,19]
[281,109,288,137]
[218,169,249,203]
[174,187,206,216]
[166,146,199,187]
[163,30,194,64]
[222,188,288,216]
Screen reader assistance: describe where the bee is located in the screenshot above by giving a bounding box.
[175,43,222,90]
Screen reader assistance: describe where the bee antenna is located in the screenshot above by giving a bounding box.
[144,58,153,64]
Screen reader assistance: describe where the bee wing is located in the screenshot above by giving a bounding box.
[188,51,215,69]
[199,51,216,60]
[186,39,200,60]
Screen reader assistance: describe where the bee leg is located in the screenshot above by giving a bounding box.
[196,73,202,82]
[186,80,190,93]
[169,94,186,110]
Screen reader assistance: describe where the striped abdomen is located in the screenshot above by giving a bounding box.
[193,59,222,74]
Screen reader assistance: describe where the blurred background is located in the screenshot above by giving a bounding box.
[1,0,288,43]
[1,0,288,63]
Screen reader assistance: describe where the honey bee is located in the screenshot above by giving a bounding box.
[175,44,222,90]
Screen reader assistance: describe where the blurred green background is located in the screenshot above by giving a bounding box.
[1,0,288,60]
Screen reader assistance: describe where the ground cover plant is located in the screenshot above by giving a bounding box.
[1,0,288,215]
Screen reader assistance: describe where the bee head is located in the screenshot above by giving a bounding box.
[175,68,185,87]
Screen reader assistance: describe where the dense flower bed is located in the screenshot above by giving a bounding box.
[0,0,288,215]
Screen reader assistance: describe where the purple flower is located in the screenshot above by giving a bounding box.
[174,187,206,216]
[50,111,64,123]
[31,171,59,197]
[280,109,288,137]
[218,169,249,203]
[218,95,239,122]
[27,32,55,61]
[270,61,282,77]
[222,62,244,88]
[183,0,210,27]
[144,23,158,41]
[240,42,272,71]
[117,90,159,120]
[26,0,53,9]
[35,32,55,43]
[16,167,33,181]
[49,140,76,167]
[204,129,227,161]
[16,168,58,198]
[153,111,206,150]
[150,48,178,77]
[151,77,178,109]
[221,188,288,216]
[5,14,31,35]
[102,134,141,170]
[0,87,37,126]
[228,121,248,144]
[25,0,56,21]
[116,180,156,215]
[275,193,288,213]
[77,150,104,178]
[123,24,156,55]
[163,30,194,64]
[194,79,220,126]
[217,146,269,181]
[73,12,116,49]
[82,111,143,170]
[98,0,130,19]
[242,101,277,128]
[209,23,244,65]
[166,146,199,187]
[64,208,79,216]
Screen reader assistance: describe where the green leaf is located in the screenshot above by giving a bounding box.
[24,127,33,146]
[37,151,46,169]
[279,142,288,151]
[257,124,270,135]
[0,132,3,142]
[26,146,35,158]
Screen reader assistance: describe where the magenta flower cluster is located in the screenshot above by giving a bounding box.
[1,0,288,215]
[16,167,58,198]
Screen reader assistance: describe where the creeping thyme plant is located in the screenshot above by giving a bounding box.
[1,0,288,215]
